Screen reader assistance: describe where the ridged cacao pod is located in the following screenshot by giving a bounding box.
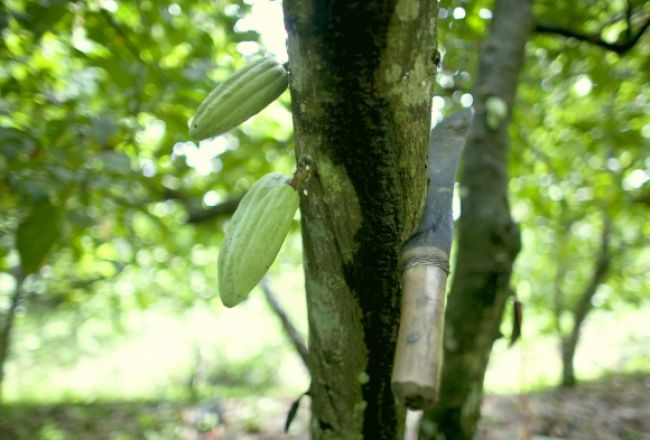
[190,58,288,140]
[218,173,299,307]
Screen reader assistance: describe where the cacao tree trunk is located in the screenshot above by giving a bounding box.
[0,270,24,402]
[560,215,612,388]
[560,338,577,388]
[282,1,437,438]
[420,0,531,438]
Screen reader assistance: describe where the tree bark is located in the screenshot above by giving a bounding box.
[560,215,612,388]
[0,269,24,402]
[420,0,531,438]
[282,1,437,438]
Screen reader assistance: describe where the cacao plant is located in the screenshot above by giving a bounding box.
[190,57,289,140]
[217,172,299,307]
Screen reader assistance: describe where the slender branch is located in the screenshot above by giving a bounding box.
[98,9,152,114]
[187,160,313,223]
[186,195,243,224]
[632,187,650,206]
[625,0,634,41]
[113,183,242,225]
[259,278,309,371]
[534,15,650,55]
[157,185,240,224]
[100,9,145,63]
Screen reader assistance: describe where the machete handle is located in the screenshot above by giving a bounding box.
[392,247,448,409]
[391,109,472,409]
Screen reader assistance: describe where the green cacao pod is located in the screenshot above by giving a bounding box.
[190,58,288,141]
[218,172,299,307]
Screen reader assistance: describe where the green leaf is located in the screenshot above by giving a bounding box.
[99,151,132,174]
[0,126,37,159]
[20,0,70,38]
[91,116,117,147]
[284,389,309,433]
[16,200,65,275]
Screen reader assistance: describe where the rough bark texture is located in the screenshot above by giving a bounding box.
[282,1,437,438]
[561,216,612,388]
[420,0,531,438]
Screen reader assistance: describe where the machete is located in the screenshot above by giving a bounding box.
[392,108,473,409]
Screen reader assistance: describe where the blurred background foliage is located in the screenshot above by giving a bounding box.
[437,0,649,386]
[0,0,648,437]
[0,0,302,403]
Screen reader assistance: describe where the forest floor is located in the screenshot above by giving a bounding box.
[0,372,648,440]
[476,372,650,440]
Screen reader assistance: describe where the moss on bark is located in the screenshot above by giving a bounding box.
[283,1,437,438]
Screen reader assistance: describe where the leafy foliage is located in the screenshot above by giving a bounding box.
[0,0,298,402]
[437,0,649,331]
[16,199,65,275]
[1,0,295,312]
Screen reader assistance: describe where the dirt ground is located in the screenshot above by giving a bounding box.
[1,372,648,439]
[477,373,650,440]
[183,372,650,439]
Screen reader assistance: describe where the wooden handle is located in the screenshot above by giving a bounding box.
[391,264,447,409]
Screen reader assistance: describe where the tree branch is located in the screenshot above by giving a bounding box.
[100,10,146,63]
[625,0,635,41]
[131,183,241,225]
[259,278,309,371]
[534,15,650,55]
[185,194,243,224]
[632,187,650,206]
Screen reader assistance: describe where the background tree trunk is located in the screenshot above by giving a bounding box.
[0,270,24,402]
[420,0,531,438]
[560,215,612,388]
[282,1,437,438]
